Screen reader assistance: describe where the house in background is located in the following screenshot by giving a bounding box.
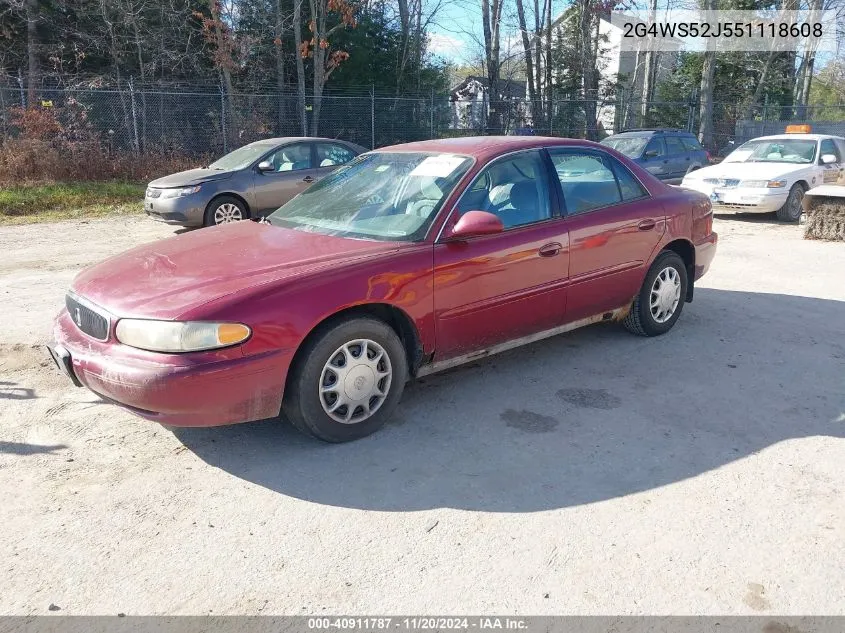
[597,14,682,132]
[449,76,529,131]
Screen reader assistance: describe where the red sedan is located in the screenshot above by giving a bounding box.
[48,136,717,442]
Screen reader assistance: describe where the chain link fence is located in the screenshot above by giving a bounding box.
[3,82,845,169]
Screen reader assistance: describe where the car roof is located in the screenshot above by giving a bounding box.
[374,136,607,160]
[608,129,694,137]
[747,134,844,142]
[245,137,358,146]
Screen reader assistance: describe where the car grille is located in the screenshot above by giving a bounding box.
[703,178,741,188]
[146,188,162,199]
[66,294,110,341]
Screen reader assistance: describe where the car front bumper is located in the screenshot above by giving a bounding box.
[49,308,292,427]
[144,193,207,226]
[682,183,789,214]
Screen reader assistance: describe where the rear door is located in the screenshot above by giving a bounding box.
[252,142,319,214]
[315,142,360,178]
[548,148,665,322]
[664,135,689,182]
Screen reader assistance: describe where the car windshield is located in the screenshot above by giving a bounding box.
[208,142,276,171]
[727,139,817,164]
[600,136,649,158]
[266,152,473,241]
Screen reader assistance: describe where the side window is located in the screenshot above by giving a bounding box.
[550,151,621,213]
[610,158,648,201]
[455,151,551,230]
[680,135,703,151]
[317,143,356,167]
[268,143,312,172]
[820,139,840,162]
[644,137,665,157]
[665,136,686,155]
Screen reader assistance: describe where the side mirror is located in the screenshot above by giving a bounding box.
[445,210,504,240]
[257,160,274,172]
[643,149,659,159]
[821,153,838,164]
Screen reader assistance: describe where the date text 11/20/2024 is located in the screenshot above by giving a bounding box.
[307,618,528,630]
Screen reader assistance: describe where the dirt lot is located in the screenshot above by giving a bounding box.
[1,214,843,615]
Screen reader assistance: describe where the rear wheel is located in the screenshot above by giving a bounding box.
[204,195,249,227]
[776,183,805,223]
[283,317,408,442]
[623,251,688,337]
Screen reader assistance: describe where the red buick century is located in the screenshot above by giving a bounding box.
[48,136,717,442]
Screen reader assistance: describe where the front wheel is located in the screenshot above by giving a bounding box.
[283,317,408,442]
[204,195,249,227]
[776,183,805,223]
[623,251,688,337]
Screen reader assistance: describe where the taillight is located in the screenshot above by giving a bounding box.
[705,151,712,164]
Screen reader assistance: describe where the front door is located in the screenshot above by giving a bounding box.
[252,142,319,214]
[433,150,570,360]
[640,137,670,181]
[548,148,665,322]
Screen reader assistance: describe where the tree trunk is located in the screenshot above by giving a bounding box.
[698,50,715,150]
[25,0,39,107]
[579,0,597,140]
[481,0,503,133]
[515,0,539,126]
[639,0,658,121]
[275,0,287,135]
[545,0,552,132]
[534,0,544,123]
[293,0,308,135]
[309,0,326,136]
[742,49,776,121]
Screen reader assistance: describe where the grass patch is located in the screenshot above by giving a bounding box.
[0,182,145,225]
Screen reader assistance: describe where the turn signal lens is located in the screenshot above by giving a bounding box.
[217,323,251,345]
[115,319,251,353]
[767,180,787,188]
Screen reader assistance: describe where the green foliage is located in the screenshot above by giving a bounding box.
[0,182,144,223]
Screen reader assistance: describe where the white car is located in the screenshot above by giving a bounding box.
[680,131,845,222]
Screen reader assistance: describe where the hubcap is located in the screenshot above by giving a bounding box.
[213,203,243,224]
[649,266,681,324]
[319,339,392,424]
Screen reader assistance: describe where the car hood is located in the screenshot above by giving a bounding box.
[148,168,235,188]
[71,221,402,319]
[688,162,805,182]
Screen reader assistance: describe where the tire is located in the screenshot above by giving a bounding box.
[775,183,805,223]
[204,195,249,227]
[283,317,408,442]
[623,251,688,337]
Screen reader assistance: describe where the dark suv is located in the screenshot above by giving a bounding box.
[600,129,708,184]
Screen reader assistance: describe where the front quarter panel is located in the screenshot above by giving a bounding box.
[183,243,436,381]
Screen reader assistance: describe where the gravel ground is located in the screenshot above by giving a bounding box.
[1,214,843,615]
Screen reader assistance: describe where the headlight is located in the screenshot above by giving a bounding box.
[115,319,250,352]
[740,180,768,188]
[161,185,201,199]
[766,180,787,188]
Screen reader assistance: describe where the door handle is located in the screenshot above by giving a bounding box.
[302,176,315,183]
[638,219,657,231]
[539,242,562,257]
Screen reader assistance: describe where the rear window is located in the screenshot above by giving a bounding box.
[680,136,704,151]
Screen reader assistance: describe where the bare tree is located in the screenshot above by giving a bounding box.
[481,0,504,131]
[697,0,717,150]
